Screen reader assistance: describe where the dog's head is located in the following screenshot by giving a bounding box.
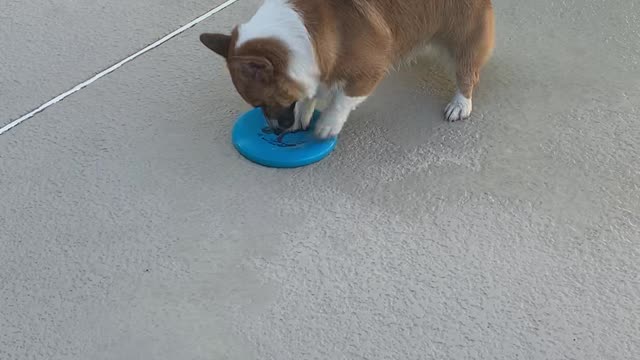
[200,31,305,133]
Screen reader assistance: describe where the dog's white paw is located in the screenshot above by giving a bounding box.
[444,92,472,122]
[294,98,316,131]
[313,91,365,138]
[314,117,344,139]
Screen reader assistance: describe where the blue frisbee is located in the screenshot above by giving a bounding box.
[231,108,337,168]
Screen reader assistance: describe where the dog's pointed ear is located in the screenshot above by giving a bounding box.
[200,33,232,58]
[230,56,274,83]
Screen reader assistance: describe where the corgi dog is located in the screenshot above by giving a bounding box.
[201,0,494,138]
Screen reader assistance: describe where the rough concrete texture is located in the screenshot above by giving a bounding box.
[1,0,639,359]
[0,0,228,125]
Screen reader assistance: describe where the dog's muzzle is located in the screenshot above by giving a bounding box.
[263,102,297,135]
[276,102,296,130]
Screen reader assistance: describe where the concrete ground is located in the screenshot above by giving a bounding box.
[1,0,639,358]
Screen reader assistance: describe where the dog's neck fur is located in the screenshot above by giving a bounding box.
[237,0,320,98]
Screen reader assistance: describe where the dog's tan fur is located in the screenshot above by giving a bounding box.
[291,0,494,98]
[201,0,494,134]
[200,30,303,120]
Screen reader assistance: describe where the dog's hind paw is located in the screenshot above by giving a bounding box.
[444,92,472,122]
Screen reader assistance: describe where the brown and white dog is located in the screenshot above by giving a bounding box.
[200,0,494,138]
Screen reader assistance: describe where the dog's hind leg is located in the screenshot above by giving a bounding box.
[444,7,495,122]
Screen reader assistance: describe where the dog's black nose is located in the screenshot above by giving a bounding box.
[277,102,297,129]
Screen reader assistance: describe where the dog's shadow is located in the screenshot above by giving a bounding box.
[344,60,457,149]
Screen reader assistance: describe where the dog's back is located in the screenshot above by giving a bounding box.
[292,0,494,84]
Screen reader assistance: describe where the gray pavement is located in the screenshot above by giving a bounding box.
[0,0,229,124]
[1,0,639,359]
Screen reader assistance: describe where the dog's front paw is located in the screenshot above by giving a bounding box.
[314,117,344,139]
[444,92,472,122]
[294,98,316,131]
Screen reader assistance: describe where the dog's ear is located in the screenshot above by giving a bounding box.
[230,56,274,84]
[200,33,231,58]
